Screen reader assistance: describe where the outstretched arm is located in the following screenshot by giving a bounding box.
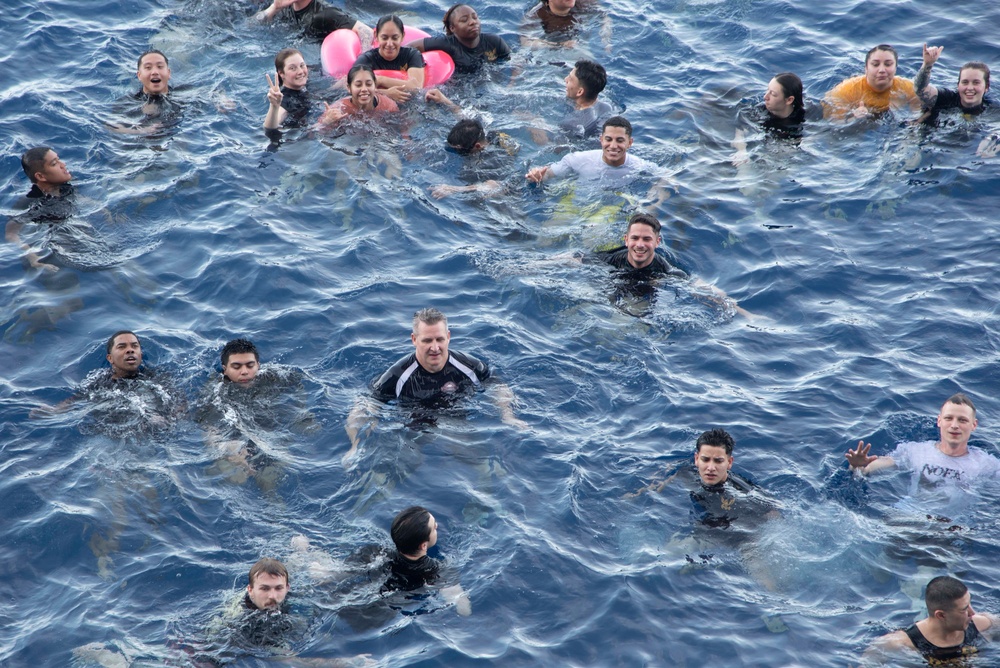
[441,584,472,616]
[490,382,528,429]
[914,43,944,108]
[845,440,896,476]
[6,218,58,272]
[344,396,379,466]
[525,164,554,183]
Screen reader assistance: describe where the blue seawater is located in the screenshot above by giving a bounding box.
[3,0,1000,665]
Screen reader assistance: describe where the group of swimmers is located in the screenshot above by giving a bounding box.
[9,0,1000,664]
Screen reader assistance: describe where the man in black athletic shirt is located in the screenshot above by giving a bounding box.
[343,308,527,464]
[866,575,999,663]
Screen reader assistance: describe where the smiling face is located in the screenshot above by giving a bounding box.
[957,67,989,109]
[377,21,404,62]
[763,77,794,118]
[623,223,661,269]
[695,445,733,486]
[279,53,308,91]
[448,5,480,44]
[223,352,259,384]
[35,150,72,186]
[599,126,633,167]
[864,49,896,93]
[247,572,288,611]
[411,320,450,373]
[137,53,171,95]
[107,333,142,379]
[937,401,977,454]
[349,70,377,110]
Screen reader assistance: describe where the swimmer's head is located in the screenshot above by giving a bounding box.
[765,72,804,117]
[136,49,171,96]
[221,338,260,384]
[274,48,307,89]
[695,429,735,485]
[567,60,607,103]
[391,506,438,556]
[21,146,71,186]
[443,4,479,41]
[247,558,289,610]
[601,116,632,137]
[864,44,897,93]
[924,576,973,628]
[412,308,450,373]
[447,118,487,154]
[957,62,990,108]
[106,330,142,379]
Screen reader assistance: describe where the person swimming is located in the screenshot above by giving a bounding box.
[353,15,426,104]
[317,64,400,127]
[823,44,920,120]
[263,48,313,130]
[408,4,511,75]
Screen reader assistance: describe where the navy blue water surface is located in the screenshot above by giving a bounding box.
[3,0,1000,665]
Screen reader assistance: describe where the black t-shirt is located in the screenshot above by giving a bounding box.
[689,470,776,530]
[421,33,511,74]
[922,88,994,126]
[382,552,441,592]
[13,183,76,224]
[371,350,491,403]
[291,0,355,39]
[355,47,425,72]
[595,247,689,279]
[279,86,313,126]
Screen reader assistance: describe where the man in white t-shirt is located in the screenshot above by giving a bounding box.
[845,393,1000,495]
[525,116,672,206]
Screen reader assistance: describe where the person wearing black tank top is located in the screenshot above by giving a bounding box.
[865,575,999,663]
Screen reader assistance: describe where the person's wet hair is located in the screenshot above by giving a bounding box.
[248,558,289,588]
[627,213,661,236]
[136,49,169,70]
[413,307,448,333]
[347,64,376,87]
[375,14,405,36]
[864,44,897,67]
[221,338,259,367]
[274,48,304,86]
[21,146,53,184]
[944,392,976,417]
[573,60,607,101]
[442,4,471,35]
[447,118,486,154]
[106,330,139,355]
[924,575,967,615]
[958,61,990,89]
[391,506,433,555]
[773,72,804,114]
[602,115,632,137]
[696,428,735,456]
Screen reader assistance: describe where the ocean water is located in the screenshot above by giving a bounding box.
[3,0,1000,665]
